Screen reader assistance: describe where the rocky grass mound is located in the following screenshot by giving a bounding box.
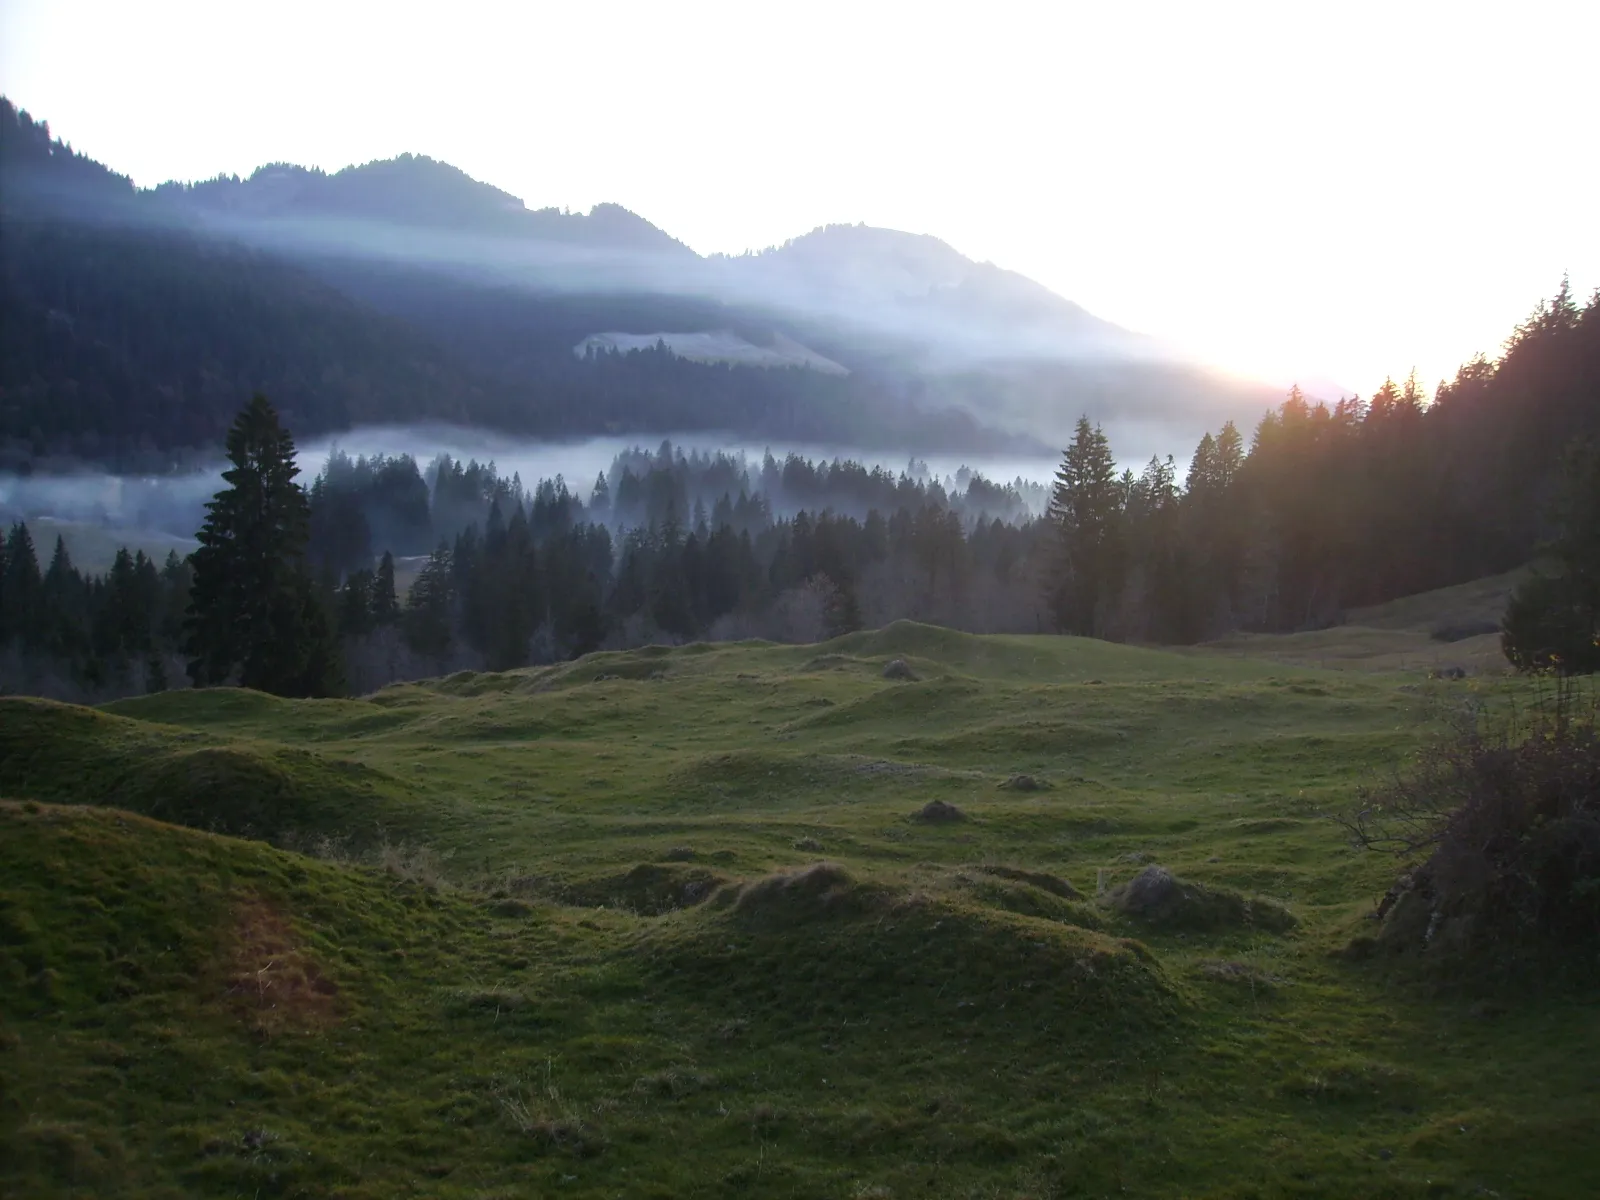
[1109,864,1298,933]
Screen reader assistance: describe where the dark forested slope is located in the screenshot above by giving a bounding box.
[0,97,1272,465]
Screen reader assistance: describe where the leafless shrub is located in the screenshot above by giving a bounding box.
[1342,677,1600,966]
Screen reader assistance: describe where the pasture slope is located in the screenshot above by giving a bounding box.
[3,620,1597,1198]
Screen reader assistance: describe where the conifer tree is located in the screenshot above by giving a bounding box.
[41,535,85,658]
[1047,418,1123,636]
[1,522,42,649]
[372,552,400,625]
[404,545,455,661]
[183,395,343,696]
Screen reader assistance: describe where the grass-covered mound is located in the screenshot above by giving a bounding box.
[0,696,426,844]
[7,626,1600,1195]
[655,862,1180,1070]
[0,805,1171,1198]
[0,801,497,1196]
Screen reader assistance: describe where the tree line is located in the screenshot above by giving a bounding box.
[1046,280,1600,643]
[0,411,1054,698]
[3,279,1596,700]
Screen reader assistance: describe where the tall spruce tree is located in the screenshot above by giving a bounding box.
[1,523,43,649]
[1047,417,1123,636]
[403,545,455,662]
[183,395,343,696]
[372,552,400,625]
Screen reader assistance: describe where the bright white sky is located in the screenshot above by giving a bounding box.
[3,0,1595,400]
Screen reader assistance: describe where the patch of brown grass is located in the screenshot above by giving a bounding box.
[222,899,340,1034]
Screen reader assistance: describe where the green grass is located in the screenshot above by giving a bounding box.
[3,620,1598,1197]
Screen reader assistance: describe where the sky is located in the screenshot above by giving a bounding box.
[2,0,1595,400]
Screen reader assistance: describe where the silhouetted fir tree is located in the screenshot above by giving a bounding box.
[338,568,376,638]
[40,535,85,659]
[824,577,864,637]
[157,551,192,646]
[482,505,541,669]
[372,552,400,625]
[1047,418,1123,636]
[403,545,455,661]
[183,395,343,696]
[1,522,42,648]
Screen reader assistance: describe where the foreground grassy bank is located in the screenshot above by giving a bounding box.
[3,623,1597,1197]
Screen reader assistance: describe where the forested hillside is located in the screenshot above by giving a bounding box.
[0,100,1037,463]
[0,101,525,466]
[0,97,1277,465]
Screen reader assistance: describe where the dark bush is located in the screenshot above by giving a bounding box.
[911,799,966,824]
[1502,573,1600,673]
[1345,682,1600,971]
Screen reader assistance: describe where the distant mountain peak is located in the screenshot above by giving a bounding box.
[156,151,692,256]
[725,220,1123,349]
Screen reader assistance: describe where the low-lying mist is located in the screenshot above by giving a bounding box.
[1,416,1210,576]
[0,427,1059,569]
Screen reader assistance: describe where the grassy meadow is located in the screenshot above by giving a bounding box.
[3,607,1597,1198]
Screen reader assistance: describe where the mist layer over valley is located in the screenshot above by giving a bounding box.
[0,426,1063,573]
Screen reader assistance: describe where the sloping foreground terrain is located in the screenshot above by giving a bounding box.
[3,624,1598,1197]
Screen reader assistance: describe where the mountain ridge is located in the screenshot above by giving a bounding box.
[0,94,1278,466]
[154,154,697,257]
[147,150,1131,356]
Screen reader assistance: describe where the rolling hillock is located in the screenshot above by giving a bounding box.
[0,695,428,844]
[5,629,1600,1196]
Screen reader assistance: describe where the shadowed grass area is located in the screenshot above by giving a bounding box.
[3,622,1599,1196]
[0,696,433,844]
[1203,571,1524,674]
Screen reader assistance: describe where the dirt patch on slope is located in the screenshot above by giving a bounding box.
[223,900,340,1034]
